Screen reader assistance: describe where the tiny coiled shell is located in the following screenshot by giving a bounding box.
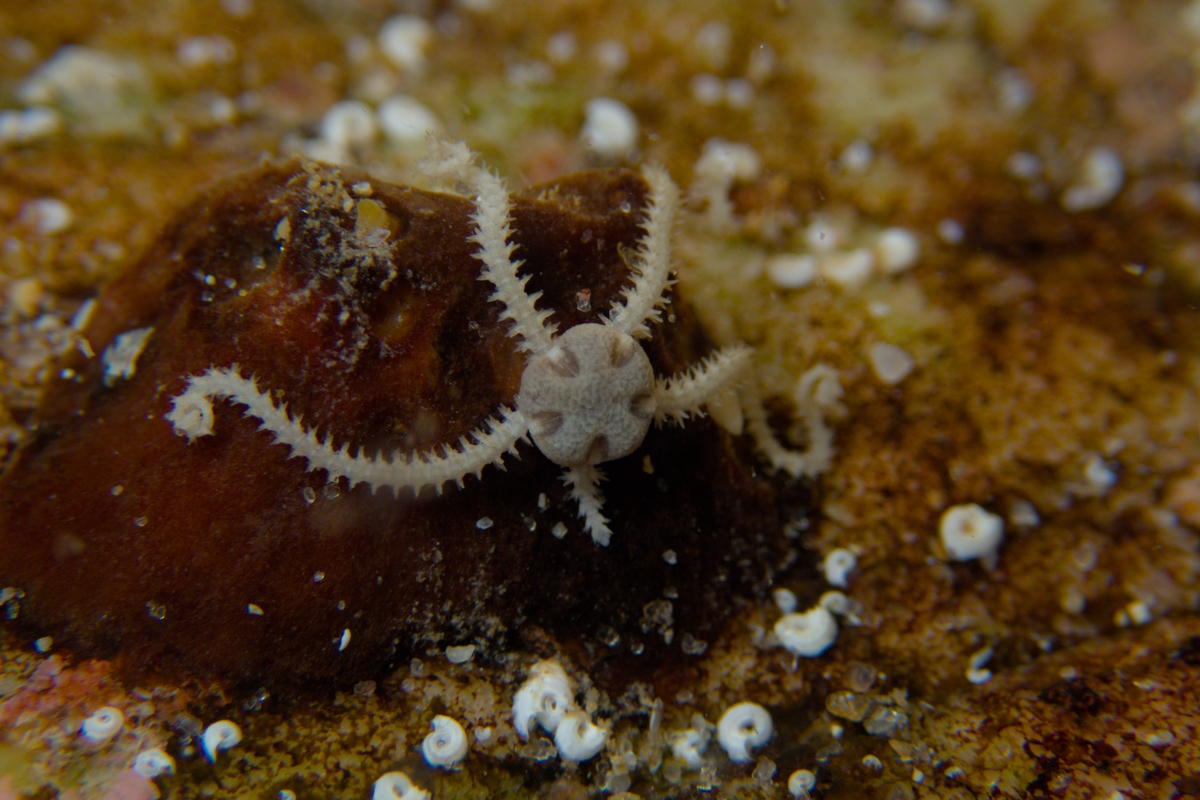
[421,715,468,768]
[788,768,816,797]
[201,719,242,761]
[821,548,856,588]
[716,701,773,763]
[939,503,1004,561]
[553,710,607,762]
[373,771,430,800]
[131,748,176,779]
[512,660,574,738]
[82,706,124,743]
[774,606,838,657]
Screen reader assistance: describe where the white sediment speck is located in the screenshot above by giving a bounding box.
[592,40,628,73]
[868,342,915,385]
[321,100,377,149]
[766,254,817,289]
[339,628,351,651]
[0,106,61,147]
[875,227,920,274]
[546,31,577,64]
[716,702,773,763]
[1083,454,1117,496]
[897,0,951,31]
[551,522,567,539]
[580,97,638,161]
[839,138,873,173]
[378,15,434,72]
[377,95,442,145]
[939,504,1004,562]
[1061,146,1124,212]
[774,606,838,657]
[690,73,725,106]
[176,35,236,68]
[422,715,468,768]
[804,217,840,252]
[22,198,73,235]
[1006,151,1042,181]
[937,218,965,244]
[102,327,153,386]
[445,644,475,663]
[33,636,52,652]
[822,548,857,588]
[1126,599,1152,625]
[966,667,992,684]
[820,248,875,289]
[772,587,798,614]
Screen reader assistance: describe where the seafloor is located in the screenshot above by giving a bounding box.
[2,1,1200,798]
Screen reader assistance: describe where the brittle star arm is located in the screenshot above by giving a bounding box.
[606,165,680,340]
[652,345,752,425]
[561,465,611,547]
[469,167,557,355]
[165,365,530,496]
[739,377,831,479]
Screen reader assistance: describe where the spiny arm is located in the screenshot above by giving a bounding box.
[166,365,529,496]
[606,165,679,339]
[739,378,832,479]
[561,465,611,547]
[469,168,557,355]
[653,345,752,425]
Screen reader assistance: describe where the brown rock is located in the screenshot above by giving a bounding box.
[0,159,809,690]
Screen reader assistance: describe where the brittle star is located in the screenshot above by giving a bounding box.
[166,144,813,546]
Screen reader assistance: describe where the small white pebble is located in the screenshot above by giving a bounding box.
[102,327,154,386]
[788,768,816,797]
[546,31,577,64]
[1083,455,1117,496]
[473,726,493,743]
[772,587,798,614]
[22,198,73,235]
[339,628,352,651]
[321,100,377,149]
[551,521,567,539]
[1062,146,1124,212]
[937,218,965,244]
[0,106,61,146]
[822,548,857,588]
[690,73,725,106]
[247,603,263,616]
[717,702,773,763]
[912,768,925,783]
[995,68,1034,115]
[201,720,242,761]
[804,217,840,252]
[1006,151,1042,181]
[580,98,638,161]
[445,644,475,664]
[939,504,1004,562]
[766,254,817,289]
[377,95,442,145]
[839,139,873,173]
[1009,499,1040,528]
[475,516,493,530]
[1059,666,1079,680]
[897,0,951,31]
[724,78,754,109]
[868,342,915,386]
[33,636,52,653]
[176,35,236,68]
[968,646,993,669]
[82,706,124,743]
[875,227,920,274]
[1140,729,1175,747]
[1126,599,1152,625]
[820,248,875,289]
[422,715,468,768]
[592,40,629,73]
[378,15,434,72]
[862,754,883,771]
[220,0,253,17]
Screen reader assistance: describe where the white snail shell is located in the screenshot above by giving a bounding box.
[421,715,468,768]
[201,719,242,761]
[553,710,607,762]
[716,701,773,763]
[131,748,176,779]
[82,706,124,743]
[512,660,574,738]
[774,606,838,657]
[373,771,430,800]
